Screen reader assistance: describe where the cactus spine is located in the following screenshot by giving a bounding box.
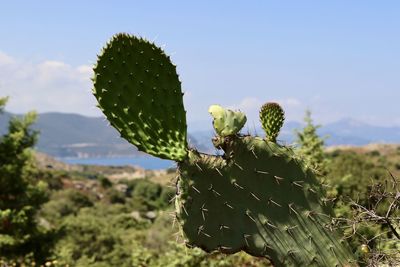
[93,33,356,266]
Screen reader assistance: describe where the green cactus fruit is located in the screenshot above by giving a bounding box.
[260,102,285,142]
[208,105,247,137]
[92,33,188,161]
[93,34,356,267]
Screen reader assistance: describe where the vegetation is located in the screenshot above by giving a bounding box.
[0,97,53,265]
[0,99,399,265]
[295,110,399,266]
[294,110,328,173]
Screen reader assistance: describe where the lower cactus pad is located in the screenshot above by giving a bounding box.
[176,136,355,266]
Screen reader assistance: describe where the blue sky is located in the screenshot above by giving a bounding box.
[1,1,399,129]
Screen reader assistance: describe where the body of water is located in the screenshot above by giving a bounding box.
[60,156,174,170]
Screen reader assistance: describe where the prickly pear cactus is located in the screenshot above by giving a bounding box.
[93,33,356,267]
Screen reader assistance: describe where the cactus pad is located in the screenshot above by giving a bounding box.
[93,33,188,161]
[260,102,285,142]
[176,136,355,266]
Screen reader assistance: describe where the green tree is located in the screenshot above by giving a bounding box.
[0,97,50,263]
[295,110,327,173]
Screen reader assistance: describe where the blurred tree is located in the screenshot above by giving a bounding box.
[294,110,328,173]
[0,97,51,263]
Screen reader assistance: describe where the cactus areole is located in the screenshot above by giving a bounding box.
[93,33,356,266]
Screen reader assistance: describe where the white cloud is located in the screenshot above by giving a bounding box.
[0,51,15,66]
[229,97,263,112]
[0,51,99,116]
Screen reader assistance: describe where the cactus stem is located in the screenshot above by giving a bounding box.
[191,185,201,194]
[234,162,244,170]
[250,192,261,201]
[268,197,282,207]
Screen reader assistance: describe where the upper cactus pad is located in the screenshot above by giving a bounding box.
[93,34,188,161]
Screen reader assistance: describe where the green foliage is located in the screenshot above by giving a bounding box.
[326,151,387,205]
[128,179,174,210]
[295,110,327,172]
[326,150,400,265]
[93,34,355,266]
[52,203,149,267]
[0,100,51,263]
[0,97,8,113]
[99,176,112,188]
[40,189,93,224]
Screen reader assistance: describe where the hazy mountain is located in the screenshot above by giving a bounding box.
[1,112,399,158]
[0,111,139,158]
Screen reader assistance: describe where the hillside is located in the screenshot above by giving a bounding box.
[2,111,400,158]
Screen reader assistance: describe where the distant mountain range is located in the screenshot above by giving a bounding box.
[1,111,400,158]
